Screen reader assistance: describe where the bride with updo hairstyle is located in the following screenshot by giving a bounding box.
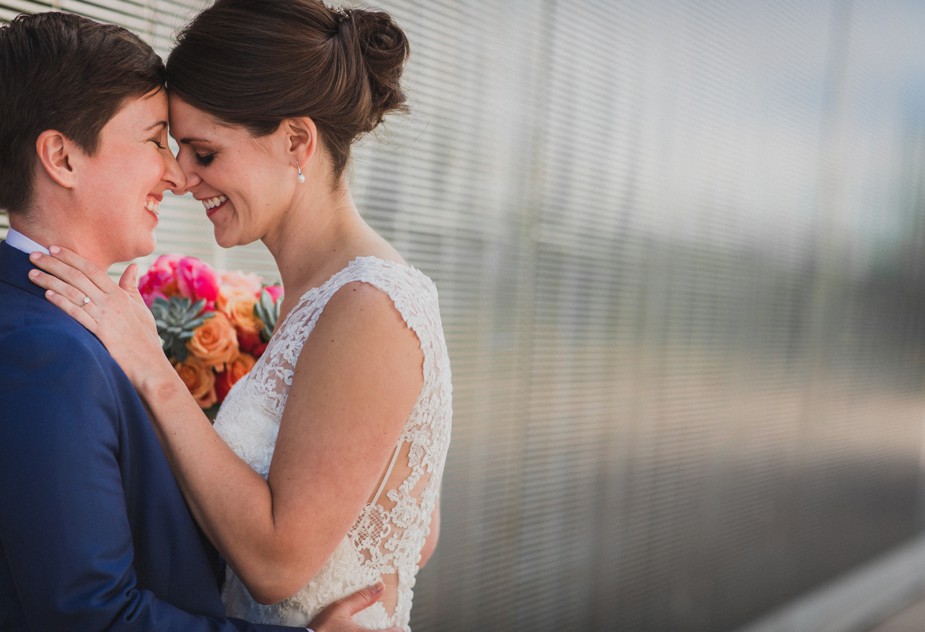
[163,0,450,628]
[34,0,451,629]
[166,0,411,184]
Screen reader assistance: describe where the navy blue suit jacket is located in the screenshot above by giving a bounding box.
[0,241,296,631]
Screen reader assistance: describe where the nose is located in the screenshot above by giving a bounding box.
[174,150,202,194]
[162,149,187,195]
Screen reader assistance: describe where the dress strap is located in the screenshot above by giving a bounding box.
[371,439,403,506]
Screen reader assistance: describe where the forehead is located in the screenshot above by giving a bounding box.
[107,89,168,131]
[167,95,232,140]
[167,95,271,153]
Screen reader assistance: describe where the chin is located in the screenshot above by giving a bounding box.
[119,238,157,263]
[137,234,157,256]
[214,229,234,249]
[214,227,250,249]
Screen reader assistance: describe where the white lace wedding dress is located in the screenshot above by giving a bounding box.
[213,256,452,631]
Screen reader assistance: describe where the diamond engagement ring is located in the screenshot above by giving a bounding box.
[82,296,91,306]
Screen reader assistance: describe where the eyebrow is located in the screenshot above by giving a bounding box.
[177,136,210,145]
[145,121,168,131]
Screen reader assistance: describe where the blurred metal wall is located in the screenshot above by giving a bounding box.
[5,1,925,630]
[361,2,925,630]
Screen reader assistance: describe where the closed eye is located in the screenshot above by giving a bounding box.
[195,152,216,167]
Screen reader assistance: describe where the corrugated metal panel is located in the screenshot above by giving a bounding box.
[383,1,925,630]
[0,0,200,54]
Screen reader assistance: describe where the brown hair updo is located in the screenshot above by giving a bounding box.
[166,0,409,181]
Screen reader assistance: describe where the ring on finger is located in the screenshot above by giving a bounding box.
[81,296,92,307]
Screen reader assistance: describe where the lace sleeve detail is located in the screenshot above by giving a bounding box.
[249,257,450,421]
[218,256,452,629]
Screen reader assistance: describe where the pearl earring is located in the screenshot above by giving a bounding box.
[296,163,305,184]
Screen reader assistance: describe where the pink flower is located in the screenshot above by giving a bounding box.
[150,253,183,273]
[138,254,186,307]
[177,257,220,306]
[141,253,271,419]
[138,268,172,307]
[263,284,284,302]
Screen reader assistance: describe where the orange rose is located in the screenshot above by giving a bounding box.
[214,353,257,402]
[175,356,217,409]
[222,295,262,334]
[187,312,239,369]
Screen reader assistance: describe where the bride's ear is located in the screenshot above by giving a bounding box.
[281,117,317,168]
[35,130,79,189]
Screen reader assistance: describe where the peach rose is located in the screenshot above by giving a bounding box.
[187,312,239,369]
[220,271,263,297]
[216,271,263,316]
[214,353,257,402]
[222,295,262,334]
[175,356,217,409]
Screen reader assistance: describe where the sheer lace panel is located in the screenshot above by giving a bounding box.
[213,256,452,630]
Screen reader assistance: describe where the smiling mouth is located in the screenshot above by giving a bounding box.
[202,195,228,214]
[145,197,161,216]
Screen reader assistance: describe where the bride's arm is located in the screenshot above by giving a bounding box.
[146,283,422,603]
[30,248,423,605]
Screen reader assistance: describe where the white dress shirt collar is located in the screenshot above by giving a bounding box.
[4,227,50,256]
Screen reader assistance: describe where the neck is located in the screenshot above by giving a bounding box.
[12,198,113,270]
[262,182,368,296]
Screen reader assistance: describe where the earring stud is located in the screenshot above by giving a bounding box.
[297,163,305,184]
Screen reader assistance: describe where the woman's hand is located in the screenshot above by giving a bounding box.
[306,582,401,632]
[28,246,171,389]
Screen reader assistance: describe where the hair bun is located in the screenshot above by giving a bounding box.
[346,8,409,131]
[167,0,411,180]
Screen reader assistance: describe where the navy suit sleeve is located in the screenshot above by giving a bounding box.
[0,327,295,631]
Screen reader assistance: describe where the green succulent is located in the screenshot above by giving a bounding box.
[150,296,215,363]
[254,288,282,342]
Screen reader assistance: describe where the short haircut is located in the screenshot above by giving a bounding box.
[0,12,165,214]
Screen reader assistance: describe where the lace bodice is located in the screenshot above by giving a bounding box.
[213,256,452,630]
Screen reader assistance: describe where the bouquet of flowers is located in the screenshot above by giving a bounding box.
[138,254,283,417]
